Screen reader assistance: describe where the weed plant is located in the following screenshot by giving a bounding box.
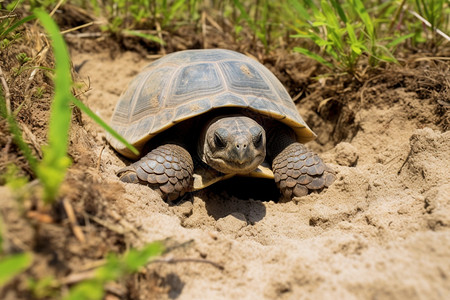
[289,0,414,73]
[0,217,33,288]
[65,242,164,300]
[80,0,202,44]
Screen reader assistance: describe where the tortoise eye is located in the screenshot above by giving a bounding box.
[214,132,227,148]
[253,132,263,147]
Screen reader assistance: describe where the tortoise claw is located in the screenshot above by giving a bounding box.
[117,166,140,183]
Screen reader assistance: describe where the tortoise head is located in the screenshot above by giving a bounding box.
[199,116,266,174]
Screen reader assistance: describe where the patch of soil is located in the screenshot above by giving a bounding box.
[1,11,449,300]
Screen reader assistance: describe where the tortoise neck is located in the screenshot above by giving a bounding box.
[266,124,296,162]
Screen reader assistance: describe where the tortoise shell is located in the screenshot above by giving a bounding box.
[108,49,316,158]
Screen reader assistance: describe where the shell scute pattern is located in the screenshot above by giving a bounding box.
[151,108,174,135]
[246,96,285,120]
[171,63,223,100]
[219,61,275,98]
[173,97,213,123]
[211,92,248,108]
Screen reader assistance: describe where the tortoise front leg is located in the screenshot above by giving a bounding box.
[272,142,335,199]
[117,144,194,202]
[267,125,335,199]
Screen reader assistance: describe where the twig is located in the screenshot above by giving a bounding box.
[61,256,224,285]
[292,90,304,102]
[205,13,224,33]
[155,21,165,55]
[359,74,384,106]
[2,136,12,159]
[201,10,207,49]
[0,65,11,116]
[146,54,164,60]
[149,257,224,271]
[20,122,43,159]
[397,148,412,175]
[24,68,38,97]
[49,0,65,17]
[73,77,92,97]
[63,198,86,243]
[88,213,139,236]
[0,14,18,20]
[413,57,450,62]
[61,21,102,35]
[65,32,103,39]
[87,214,124,234]
[61,270,96,285]
[26,211,54,223]
[96,144,106,171]
[409,10,450,42]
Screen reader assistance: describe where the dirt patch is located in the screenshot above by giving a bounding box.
[1,17,449,300]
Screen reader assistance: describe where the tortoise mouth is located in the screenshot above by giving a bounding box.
[205,153,266,174]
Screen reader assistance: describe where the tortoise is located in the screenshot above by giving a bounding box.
[107,49,335,202]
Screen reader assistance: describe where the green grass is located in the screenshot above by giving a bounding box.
[65,242,164,300]
[34,9,139,202]
[34,9,74,202]
[290,0,414,73]
[82,0,198,44]
[0,251,33,287]
[0,213,32,289]
[1,8,139,203]
[414,0,447,33]
[412,0,450,45]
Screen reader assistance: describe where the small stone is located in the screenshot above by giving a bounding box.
[334,142,359,167]
[215,212,247,233]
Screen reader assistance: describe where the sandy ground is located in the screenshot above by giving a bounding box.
[69,47,450,299]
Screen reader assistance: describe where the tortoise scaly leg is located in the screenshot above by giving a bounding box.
[267,125,335,199]
[272,143,335,199]
[117,144,194,202]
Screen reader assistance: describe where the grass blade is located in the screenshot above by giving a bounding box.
[352,0,375,39]
[386,33,415,48]
[288,0,310,20]
[33,9,73,202]
[293,47,334,68]
[1,15,35,39]
[0,252,33,287]
[123,29,165,45]
[320,0,339,30]
[65,242,164,300]
[329,0,347,23]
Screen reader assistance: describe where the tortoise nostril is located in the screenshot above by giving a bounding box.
[236,143,247,150]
